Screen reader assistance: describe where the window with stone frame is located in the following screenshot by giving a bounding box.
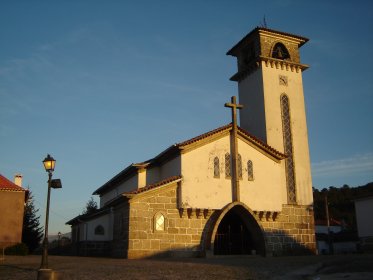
[154,212,165,232]
[247,160,254,181]
[281,94,297,204]
[225,153,231,178]
[213,156,220,178]
[238,154,243,179]
[94,225,105,235]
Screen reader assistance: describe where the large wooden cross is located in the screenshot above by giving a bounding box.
[225,96,243,202]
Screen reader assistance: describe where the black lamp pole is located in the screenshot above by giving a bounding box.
[40,170,52,268]
[40,154,56,269]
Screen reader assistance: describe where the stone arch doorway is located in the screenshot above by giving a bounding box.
[211,202,265,256]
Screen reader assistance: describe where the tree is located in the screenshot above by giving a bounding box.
[82,197,98,215]
[22,191,43,253]
[313,182,373,232]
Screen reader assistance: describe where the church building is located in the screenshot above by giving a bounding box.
[67,27,316,258]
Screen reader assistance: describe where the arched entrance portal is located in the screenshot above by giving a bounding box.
[214,211,253,254]
[212,203,265,256]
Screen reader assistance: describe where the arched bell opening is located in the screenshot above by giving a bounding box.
[211,203,265,256]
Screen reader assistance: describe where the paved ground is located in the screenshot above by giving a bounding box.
[1,254,373,279]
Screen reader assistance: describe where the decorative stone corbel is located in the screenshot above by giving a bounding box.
[259,211,264,220]
[196,208,202,219]
[187,208,196,219]
[265,211,271,221]
[204,208,212,219]
[178,208,185,218]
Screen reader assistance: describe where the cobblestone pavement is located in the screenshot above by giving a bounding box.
[1,254,373,280]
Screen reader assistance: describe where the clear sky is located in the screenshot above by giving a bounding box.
[1,0,372,235]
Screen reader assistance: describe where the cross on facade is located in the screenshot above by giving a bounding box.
[225,96,243,202]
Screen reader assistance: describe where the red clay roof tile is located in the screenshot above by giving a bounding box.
[0,174,26,192]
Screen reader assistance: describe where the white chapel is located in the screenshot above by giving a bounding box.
[67,27,316,258]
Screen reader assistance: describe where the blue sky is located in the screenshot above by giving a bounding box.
[1,0,372,234]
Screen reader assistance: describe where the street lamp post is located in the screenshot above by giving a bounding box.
[38,154,60,280]
[58,232,61,254]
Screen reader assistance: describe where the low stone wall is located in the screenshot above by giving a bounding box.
[76,241,111,257]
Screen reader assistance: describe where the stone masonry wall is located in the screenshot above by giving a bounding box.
[121,183,315,258]
[258,204,316,256]
[127,185,216,259]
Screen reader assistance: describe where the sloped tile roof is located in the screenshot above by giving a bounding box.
[93,123,285,195]
[124,175,182,196]
[0,174,26,192]
[176,124,231,147]
[176,123,286,159]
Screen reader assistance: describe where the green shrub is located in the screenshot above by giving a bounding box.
[5,243,29,255]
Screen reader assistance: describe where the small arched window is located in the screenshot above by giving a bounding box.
[272,43,290,60]
[94,225,105,235]
[154,212,165,231]
[213,156,220,178]
[247,160,254,181]
[225,153,231,178]
[238,154,243,179]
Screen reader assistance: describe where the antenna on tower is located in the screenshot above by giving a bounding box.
[260,15,268,28]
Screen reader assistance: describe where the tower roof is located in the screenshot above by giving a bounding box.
[226,27,309,57]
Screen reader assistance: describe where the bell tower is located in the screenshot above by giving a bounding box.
[227,27,313,206]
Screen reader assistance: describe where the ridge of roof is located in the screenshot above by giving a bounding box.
[0,174,26,191]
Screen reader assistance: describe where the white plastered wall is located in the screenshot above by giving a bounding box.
[180,134,284,211]
[238,69,266,142]
[85,212,113,241]
[261,62,313,206]
[100,174,137,207]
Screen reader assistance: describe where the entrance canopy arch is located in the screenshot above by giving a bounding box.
[209,202,266,256]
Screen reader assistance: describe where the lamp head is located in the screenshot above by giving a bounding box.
[43,154,56,173]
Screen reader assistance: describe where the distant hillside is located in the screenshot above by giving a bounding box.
[313,182,373,231]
